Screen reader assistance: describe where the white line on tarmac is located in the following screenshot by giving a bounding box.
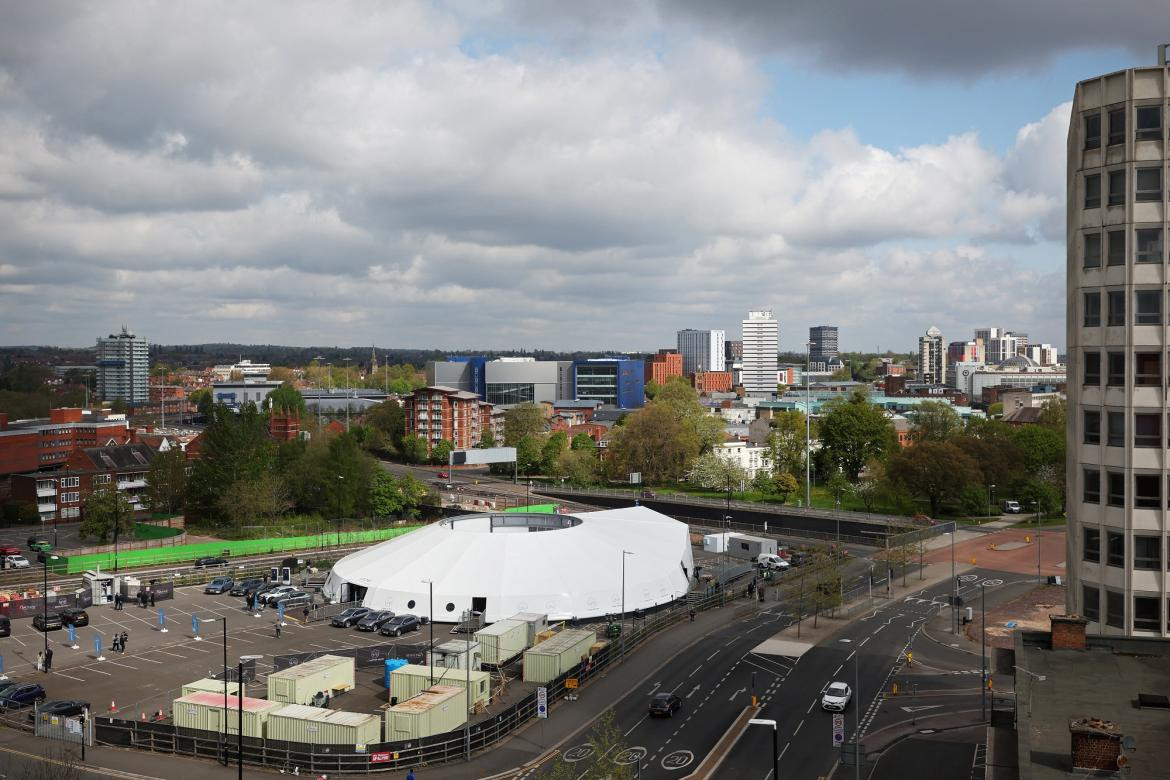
[52,671,84,681]
[86,666,112,676]
[105,660,137,670]
[793,720,803,735]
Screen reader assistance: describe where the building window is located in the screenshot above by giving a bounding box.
[1136,105,1163,141]
[1084,526,1101,561]
[1083,469,1101,504]
[1107,169,1125,205]
[1108,107,1125,145]
[1084,351,1101,386]
[1083,292,1101,326]
[1107,411,1125,446]
[1107,229,1126,266]
[1085,172,1102,208]
[1107,291,1125,326]
[1106,590,1124,628]
[1135,228,1162,264]
[60,492,79,504]
[1084,113,1102,149]
[1084,410,1101,444]
[1107,352,1125,386]
[1134,536,1163,570]
[1135,352,1161,386]
[1136,167,1162,202]
[1135,474,1162,509]
[1083,585,1100,621]
[1081,232,1101,268]
[1107,471,1125,507]
[1134,596,1160,632]
[1135,413,1161,447]
[1107,531,1125,566]
[1136,290,1162,325]
[61,476,79,488]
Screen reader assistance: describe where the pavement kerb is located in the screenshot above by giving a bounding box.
[860,709,986,755]
[682,705,759,780]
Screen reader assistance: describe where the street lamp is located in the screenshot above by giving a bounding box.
[621,550,633,661]
[38,552,60,657]
[722,514,733,591]
[987,483,996,522]
[980,582,987,720]
[422,579,434,686]
[1032,500,1042,583]
[343,357,352,432]
[237,654,263,779]
[335,475,344,547]
[747,718,779,780]
[804,341,812,508]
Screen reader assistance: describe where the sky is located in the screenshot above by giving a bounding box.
[0,1,1163,353]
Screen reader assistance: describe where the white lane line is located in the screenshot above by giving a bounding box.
[793,720,803,735]
[689,664,703,678]
[86,667,112,676]
[806,700,815,714]
[624,715,648,737]
[707,651,719,661]
[780,741,790,759]
[135,655,163,664]
[847,651,856,661]
[834,664,843,675]
[104,660,137,670]
[859,637,870,647]
[52,671,84,681]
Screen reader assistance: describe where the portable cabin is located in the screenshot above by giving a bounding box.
[522,629,596,684]
[389,664,491,712]
[384,685,467,740]
[172,691,282,737]
[265,704,382,746]
[266,654,355,705]
[181,678,242,698]
[475,619,528,666]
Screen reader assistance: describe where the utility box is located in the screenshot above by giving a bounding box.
[266,704,382,747]
[475,619,528,666]
[522,629,596,684]
[181,678,242,698]
[385,685,467,740]
[508,612,549,646]
[172,691,282,737]
[427,640,482,671]
[389,664,491,713]
[267,654,355,705]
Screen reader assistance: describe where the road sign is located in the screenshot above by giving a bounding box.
[565,677,578,689]
[536,686,548,719]
[832,714,844,746]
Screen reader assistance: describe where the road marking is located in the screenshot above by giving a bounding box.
[846,650,856,661]
[688,664,703,678]
[728,687,745,702]
[780,741,789,759]
[686,684,700,699]
[859,637,870,647]
[86,666,112,676]
[51,671,84,681]
[900,705,944,713]
[834,664,843,675]
[707,650,719,661]
[647,682,661,695]
[623,716,648,737]
[806,700,816,714]
[793,719,803,735]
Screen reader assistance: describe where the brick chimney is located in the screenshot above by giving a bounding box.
[1050,614,1088,651]
[1070,718,1121,771]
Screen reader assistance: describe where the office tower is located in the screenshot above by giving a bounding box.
[741,310,778,396]
[676,329,726,375]
[974,327,1029,364]
[96,325,149,405]
[917,326,945,384]
[809,325,839,364]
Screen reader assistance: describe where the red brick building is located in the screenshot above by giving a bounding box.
[404,386,495,453]
[645,350,683,385]
[693,371,733,394]
[10,442,157,524]
[0,408,131,478]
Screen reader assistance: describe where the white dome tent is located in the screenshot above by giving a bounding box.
[322,506,695,623]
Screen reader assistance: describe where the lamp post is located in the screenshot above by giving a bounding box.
[422,579,434,686]
[112,490,121,572]
[38,553,59,656]
[980,582,987,721]
[1033,500,1041,583]
[805,341,812,508]
[343,357,352,432]
[949,529,957,633]
[526,479,531,510]
[987,483,996,522]
[621,550,633,662]
[313,356,325,429]
[747,719,779,780]
[335,475,344,547]
[237,654,262,779]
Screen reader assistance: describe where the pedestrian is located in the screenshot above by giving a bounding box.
[275,621,282,639]
[303,606,310,624]
[113,593,121,610]
[688,608,695,622]
[139,591,147,608]
[120,631,129,652]
[36,650,44,672]
[406,769,415,780]
[111,634,120,653]
[44,647,53,672]
[149,590,156,607]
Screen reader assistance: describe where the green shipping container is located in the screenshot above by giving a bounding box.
[181,678,242,698]
[385,685,467,741]
[172,691,283,738]
[267,654,355,705]
[522,629,596,684]
[475,619,529,666]
[389,664,491,712]
[266,704,382,746]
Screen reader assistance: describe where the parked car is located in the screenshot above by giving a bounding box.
[821,681,852,712]
[204,577,235,594]
[258,585,298,605]
[0,616,10,637]
[788,551,811,567]
[59,608,89,627]
[379,614,421,637]
[28,699,88,721]
[27,541,52,554]
[355,610,395,631]
[194,556,228,568]
[0,545,21,557]
[330,607,371,628]
[437,471,449,479]
[756,553,789,571]
[248,581,282,599]
[648,692,682,717]
[230,578,264,597]
[32,613,62,632]
[1002,500,1022,514]
[2,555,30,569]
[271,592,312,610]
[26,536,49,551]
[0,683,46,709]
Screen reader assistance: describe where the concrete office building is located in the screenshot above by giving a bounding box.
[572,359,644,409]
[741,310,778,396]
[1067,53,1170,636]
[676,329,726,375]
[917,326,945,385]
[809,325,839,364]
[96,326,149,405]
[975,327,1029,364]
[425,358,572,406]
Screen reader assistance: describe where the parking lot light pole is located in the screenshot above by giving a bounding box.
[748,718,779,780]
[981,583,987,721]
[335,475,344,547]
[39,553,59,656]
[422,578,434,686]
[222,616,228,765]
[987,483,995,521]
[1033,500,1041,583]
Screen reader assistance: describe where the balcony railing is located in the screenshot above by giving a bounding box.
[117,479,147,490]
[36,486,56,497]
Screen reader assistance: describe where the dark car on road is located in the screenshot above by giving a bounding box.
[59,608,89,627]
[0,683,46,709]
[26,536,50,551]
[248,582,281,600]
[29,699,89,721]
[330,607,371,628]
[32,613,62,632]
[355,610,395,631]
[648,692,682,717]
[194,556,228,568]
[230,578,264,597]
[379,614,421,637]
[204,577,235,594]
[0,615,10,637]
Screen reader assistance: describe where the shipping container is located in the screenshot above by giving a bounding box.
[389,664,491,712]
[508,612,548,646]
[385,685,467,741]
[181,678,242,698]
[266,704,382,747]
[426,640,481,670]
[522,629,596,684]
[267,654,355,705]
[725,533,777,560]
[475,619,528,666]
[172,691,282,738]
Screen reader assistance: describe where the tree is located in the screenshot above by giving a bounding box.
[110,398,127,414]
[533,709,633,780]
[540,431,568,475]
[218,472,292,530]
[850,462,884,512]
[478,428,497,448]
[808,551,843,627]
[751,470,777,495]
[504,404,546,446]
[653,378,725,454]
[186,403,276,524]
[908,401,963,443]
[365,401,406,455]
[553,448,600,486]
[886,440,981,517]
[570,433,596,451]
[430,439,454,467]
[765,411,811,475]
[1036,398,1066,432]
[189,387,213,416]
[145,448,187,515]
[399,434,429,464]
[605,403,697,483]
[774,471,799,502]
[818,391,897,480]
[370,470,429,519]
[686,452,747,492]
[643,380,662,400]
[516,434,543,475]
[79,485,135,544]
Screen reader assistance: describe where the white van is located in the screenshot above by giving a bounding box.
[756,553,789,570]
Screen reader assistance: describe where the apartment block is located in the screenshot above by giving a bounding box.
[11,442,156,522]
[0,408,131,478]
[645,350,683,386]
[403,386,495,452]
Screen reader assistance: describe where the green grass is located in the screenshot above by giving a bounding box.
[132,522,184,541]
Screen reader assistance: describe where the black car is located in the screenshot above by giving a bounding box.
[204,577,235,594]
[331,607,371,627]
[29,699,88,721]
[379,614,422,637]
[0,683,46,709]
[648,692,682,717]
[59,608,89,627]
[355,610,395,631]
[230,578,264,597]
[247,581,281,600]
[32,613,62,632]
[0,615,10,637]
[194,556,228,568]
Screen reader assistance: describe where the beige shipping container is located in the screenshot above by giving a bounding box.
[266,704,382,746]
[385,685,467,741]
[509,612,548,645]
[267,654,355,705]
[389,664,491,712]
[475,619,528,666]
[522,629,596,684]
[181,678,242,698]
[172,691,282,738]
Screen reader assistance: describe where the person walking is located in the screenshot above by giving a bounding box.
[113,593,122,610]
[274,621,282,639]
[36,650,44,672]
[406,769,415,780]
[120,631,129,652]
[149,590,156,608]
[43,647,53,672]
[111,634,120,653]
[689,608,695,622]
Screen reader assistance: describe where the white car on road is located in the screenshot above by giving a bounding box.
[3,555,30,569]
[821,681,852,712]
